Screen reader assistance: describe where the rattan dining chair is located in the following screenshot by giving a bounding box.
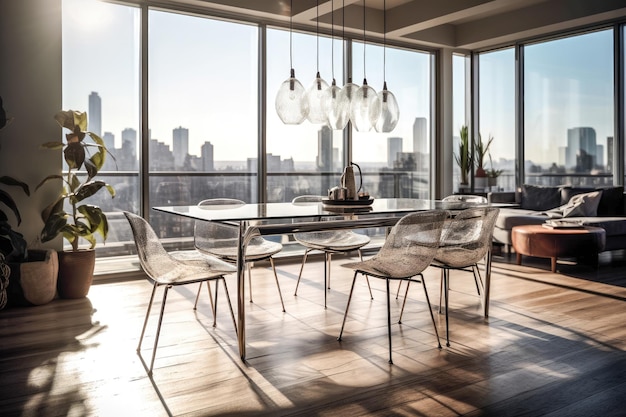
[337,210,448,364]
[292,195,373,308]
[441,194,488,204]
[405,207,499,347]
[124,211,237,375]
[193,198,286,312]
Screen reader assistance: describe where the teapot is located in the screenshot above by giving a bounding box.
[340,162,362,200]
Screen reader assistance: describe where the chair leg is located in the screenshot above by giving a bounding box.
[194,281,215,319]
[269,257,286,312]
[398,280,411,323]
[326,252,332,289]
[438,268,445,314]
[472,264,483,296]
[213,279,220,327]
[337,271,359,341]
[138,283,158,353]
[324,252,331,309]
[148,284,170,375]
[386,278,393,364]
[359,249,374,300]
[444,269,450,347]
[420,275,442,349]
[219,277,238,336]
[247,263,253,303]
[395,281,402,300]
[294,249,312,296]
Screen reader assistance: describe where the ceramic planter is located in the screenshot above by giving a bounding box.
[8,249,58,306]
[57,249,96,299]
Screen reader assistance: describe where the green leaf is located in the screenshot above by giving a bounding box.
[64,141,85,169]
[40,211,68,243]
[0,176,30,196]
[40,141,65,150]
[0,189,22,224]
[74,180,112,202]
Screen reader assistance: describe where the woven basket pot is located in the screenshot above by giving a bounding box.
[57,249,96,299]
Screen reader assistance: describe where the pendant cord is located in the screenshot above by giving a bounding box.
[331,0,334,81]
[289,0,293,70]
[363,0,366,79]
[383,0,386,83]
[316,0,320,73]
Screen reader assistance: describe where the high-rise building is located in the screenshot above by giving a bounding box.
[88,92,102,137]
[387,137,402,168]
[120,128,137,170]
[607,136,614,173]
[316,126,333,171]
[173,126,189,169]
[566,127,596,171]
[201,141,214,171]
[412,117,428,155]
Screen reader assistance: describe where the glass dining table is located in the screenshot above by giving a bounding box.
[153,198,495,360]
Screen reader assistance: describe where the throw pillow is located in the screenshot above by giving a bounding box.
[561,190,603,218]
[520,185,562,211]
[560,187,594,205]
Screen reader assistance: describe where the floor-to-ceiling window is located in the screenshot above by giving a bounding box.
[524,29,614,187]
[62,0,140,255]
[478,48,516,192]
[351,42,432,199]
[148,11,259,241]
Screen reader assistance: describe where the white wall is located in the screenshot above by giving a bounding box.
[0,0,63,251]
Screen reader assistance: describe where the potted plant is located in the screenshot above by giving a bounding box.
[0,96,58,308]
[37,110,115,299]
[454,125,471,191]
[474,133,494,190]
[486,153,502,189]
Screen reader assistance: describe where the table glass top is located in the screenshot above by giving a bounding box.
[153,198,496,223]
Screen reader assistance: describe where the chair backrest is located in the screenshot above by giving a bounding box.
[373,210,448,278]
[442,194,488,204]
[292,195,324,204]
[195,199,245,253]
[437,207,500,266]
[124,211,177,280]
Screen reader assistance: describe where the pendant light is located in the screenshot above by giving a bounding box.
[275,0,309,124]
[350,0,379,132]
[305,0,331,124]
[375,0,400,132]
[327,0,350,130]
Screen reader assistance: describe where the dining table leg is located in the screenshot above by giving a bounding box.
[237,221,246,360]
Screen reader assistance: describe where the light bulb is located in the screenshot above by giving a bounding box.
[305,72,331,125]
[275,69,309,125]
[327,79,350,130]
[375,82,400,132]
[349,79,380,132]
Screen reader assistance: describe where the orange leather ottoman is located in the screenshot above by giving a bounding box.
[511,225,606,272]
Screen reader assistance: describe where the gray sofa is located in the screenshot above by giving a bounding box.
[488,185,626,252]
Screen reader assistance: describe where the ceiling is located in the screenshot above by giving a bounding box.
[153,0,626,50]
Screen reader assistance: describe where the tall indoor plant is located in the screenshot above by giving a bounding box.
[455,125,471,191]
[37,110,115,298]
[474,133,494,190]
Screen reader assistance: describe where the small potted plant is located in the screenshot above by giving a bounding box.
[486,153,502,189]
[37,110,115,299]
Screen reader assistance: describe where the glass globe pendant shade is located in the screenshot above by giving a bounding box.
[349,79,380,132]
[326,79,350,130]
[305,72,331,124]
[375,82,400,133]
[275,69,309,125]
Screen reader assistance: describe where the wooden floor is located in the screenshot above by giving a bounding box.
[1,251,626,416]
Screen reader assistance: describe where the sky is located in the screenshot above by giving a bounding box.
[63,0,618,169]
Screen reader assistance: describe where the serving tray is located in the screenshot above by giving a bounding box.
[322,197,374,207]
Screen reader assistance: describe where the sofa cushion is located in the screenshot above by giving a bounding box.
[561,185,624,216]
[561,190,603,217]
[572,217,626,237]
[520,185,562,211]
[495,208,548,230]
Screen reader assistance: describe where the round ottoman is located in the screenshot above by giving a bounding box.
[511,225,605,272]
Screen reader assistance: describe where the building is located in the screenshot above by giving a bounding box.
[172,126,189,169]
[88,91,101,137]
